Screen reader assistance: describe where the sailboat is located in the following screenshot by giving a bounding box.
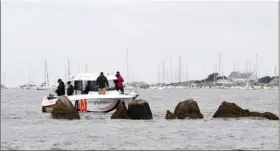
[36,59,55,90]
[19,66,38,89]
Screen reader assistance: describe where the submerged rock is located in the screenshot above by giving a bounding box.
[165,110,176,119]
[213,101,279,120]
[165,99,204,119]
[111,99,153,120]
[111,101,128,119]
[51,95,80,120]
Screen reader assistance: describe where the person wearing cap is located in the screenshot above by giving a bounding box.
[55,79,65,96]
[96,72,109,95]
[114,71,124,94]
[66,81,74,96]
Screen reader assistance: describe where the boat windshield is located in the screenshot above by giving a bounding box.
[74,80,116,94]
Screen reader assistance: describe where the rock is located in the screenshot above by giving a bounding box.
[262,112,280,120]
[127,99,153,120]
[165,110,176,119]
[51,95,80,120]
[111,101,128,119]
[165,99,204,120]
[111,99,153,120]
[213,101,279,120]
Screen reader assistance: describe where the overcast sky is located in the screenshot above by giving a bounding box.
[1,0,279,87]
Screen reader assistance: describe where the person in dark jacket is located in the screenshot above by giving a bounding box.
[96,72,109,95]
[114,71,124,94]
[66,81,74,96]
[55,79,65,96]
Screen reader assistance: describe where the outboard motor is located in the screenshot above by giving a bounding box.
[133,94,139,100]
[47,92,56,100]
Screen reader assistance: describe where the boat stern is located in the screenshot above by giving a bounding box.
[41,96,58,113]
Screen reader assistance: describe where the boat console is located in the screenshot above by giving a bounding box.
[69,73,119,95]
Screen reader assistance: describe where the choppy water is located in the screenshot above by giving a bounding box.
[1,88,279,150]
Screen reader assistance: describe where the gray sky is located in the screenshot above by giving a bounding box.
[1,0,279,87]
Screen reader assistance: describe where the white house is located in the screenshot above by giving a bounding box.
[228,71,248,83]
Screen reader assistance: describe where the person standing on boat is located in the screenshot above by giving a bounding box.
[66,81,74,96]
[115,71,124,94]
[55,79,65,96]
[96,72,109,95]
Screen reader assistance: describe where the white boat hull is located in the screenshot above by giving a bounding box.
[42,91,139,113]
[36,86,55,90]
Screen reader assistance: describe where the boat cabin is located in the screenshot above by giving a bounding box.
[69,73,117,95]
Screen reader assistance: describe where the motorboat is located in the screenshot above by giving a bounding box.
[41,73,139,113]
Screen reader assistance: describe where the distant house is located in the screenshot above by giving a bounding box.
[228,71,259,84]
[228,71,248,83]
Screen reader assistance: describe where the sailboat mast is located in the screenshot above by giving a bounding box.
[44,62,46,84]
[181,62,184,81]
[246,60,249,83]
[237,60,239,72]
[256,54,258,77]
[85,64,88,72]
[204,68,206,86]
[249,60,251,73]
[214,64,217,84]
[45,58,49,87]
[175,67,177,82]
[166,68,169,83]
[162,61,165,83]
[219,54,224,81]
[158,64,161,83]
[170,57,172,83]
[186,64,188,81]
[178,56,181,82]
[218,53,220,75]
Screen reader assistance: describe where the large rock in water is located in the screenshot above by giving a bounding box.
[127,99,153,120]
[111,101,128,119]
[213,101,279,120]
[111,99,153,120]
[165,99,204,119]
[51,96,80,120]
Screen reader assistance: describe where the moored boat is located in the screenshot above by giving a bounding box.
[41,73,139,113]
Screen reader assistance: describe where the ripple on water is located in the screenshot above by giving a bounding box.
[1,89,279,150]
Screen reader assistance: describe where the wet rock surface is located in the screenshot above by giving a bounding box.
[165,99,204,119]
[213,101,279,120]
[51,96,80,120]
[111,101,128,119]
[111,99,153,120]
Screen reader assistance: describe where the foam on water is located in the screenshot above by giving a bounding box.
[1,88,279,150]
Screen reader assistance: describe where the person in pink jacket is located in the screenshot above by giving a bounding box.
[114,71,124,94]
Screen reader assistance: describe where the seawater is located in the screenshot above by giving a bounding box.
[1,88,279,150]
